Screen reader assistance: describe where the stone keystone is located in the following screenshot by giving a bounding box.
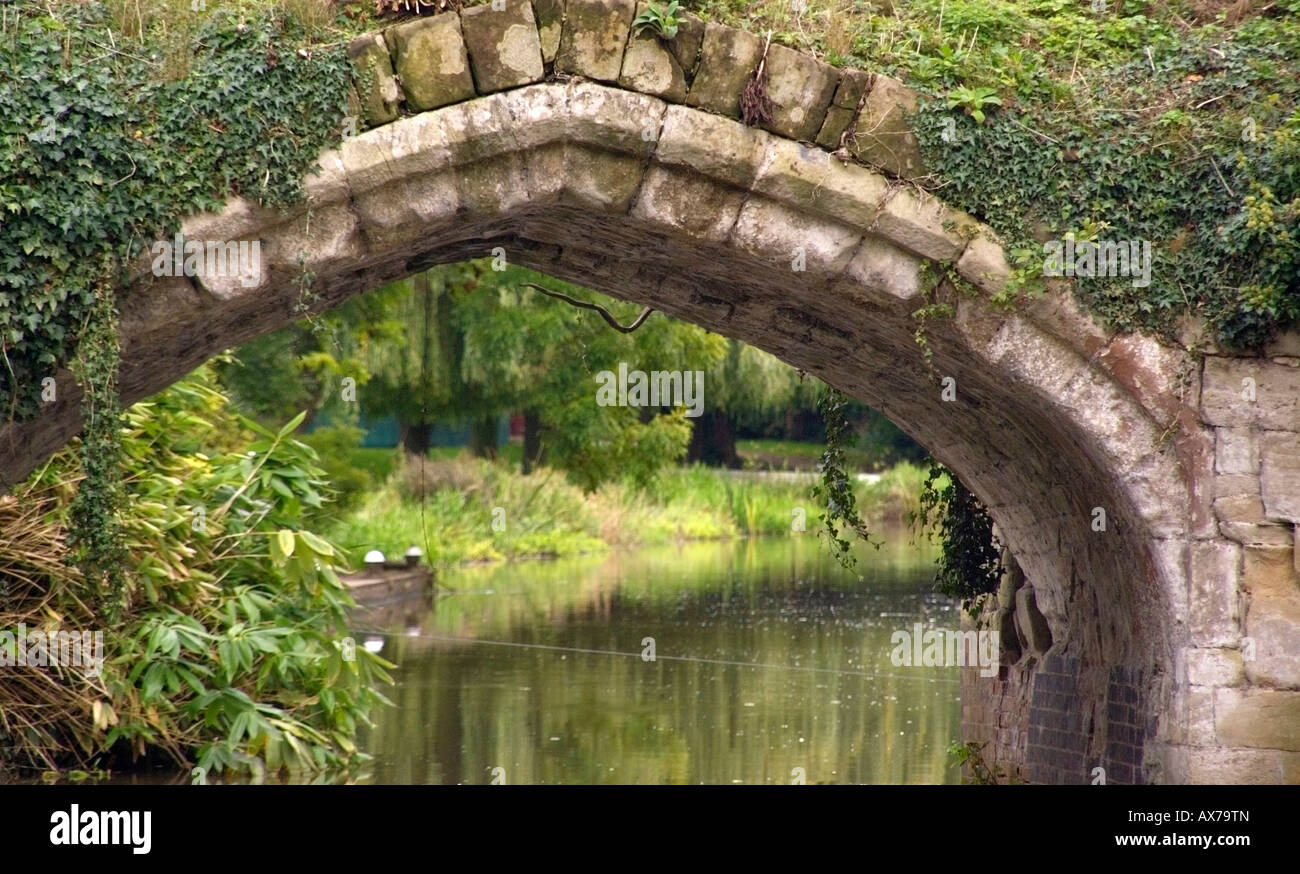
[850,73,927,179]
[388,14,476,112]
[347,34,402,125]
[557,0,636,83]
[685,22,762,119]
[460,0,544,94]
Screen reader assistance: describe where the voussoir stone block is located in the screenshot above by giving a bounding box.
[839,237,929,313]
[849,73,926,178]
[816,68,872,150]
[566,81,666,156]
[757,43,838,142]
[752,137,888,230]
[347,33,402,125]
[460,0,545,94]
[619,4,687,102]
[956,234,1010,296]
[631,164,745,244]
[388,14,476,111]
[557,0,636,83]
[873,186,974,262]
[730,198,860,278]
[654,105,766,189]
[685,22,761,119]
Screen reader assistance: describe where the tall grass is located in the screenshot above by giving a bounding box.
[329,453,928,568]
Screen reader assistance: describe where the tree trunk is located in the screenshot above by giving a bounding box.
[400,421,431,455]
[521,407,546,474]
[470,414,498,459]
[688,411,741,468]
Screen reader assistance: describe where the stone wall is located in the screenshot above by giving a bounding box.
[2,0,1297,783]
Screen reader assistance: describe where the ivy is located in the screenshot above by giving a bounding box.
[812,386,878,569]
[911,460,1003,611]
[67,272,128,621]
[0,3,351,422]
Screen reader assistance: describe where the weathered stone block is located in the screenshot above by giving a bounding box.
[838,237,928,313]
[873,186,973,262]
[1242,545,1300,688]
[631,164,745,243]
[1215,688,1300,751]
[1188,540,1242,646]
[1202,356,1300,429]
[956,234,1010,296]
[460,0,545,94]
[1021,281,1112,359]
[684,23,761,118]
[347,33,402,125]
[730,198,860,278]
[533,0,564,64]
[752,137,888,230]
[816,68,872,150]
[565,81,665,157]
[1261,430,1300,523]
[388,14,476,111]
[1183,747,1300,783]
[1216,427,1259,475]
[561,144,644,211]
[1015,586,1053,656]
[757,43,838,142]
[1184,647,1245,686]
[556,0,635,83]
[849,73,925,178]
[654,104,766,188]
[619,5,687,102]
[667,12,705,81]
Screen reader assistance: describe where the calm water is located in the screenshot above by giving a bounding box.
[353,536,962,785]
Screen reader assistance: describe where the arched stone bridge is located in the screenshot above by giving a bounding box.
[4,0,1298,783]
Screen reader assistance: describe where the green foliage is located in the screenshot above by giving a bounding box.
[699,0,1300,348]
[811,387,877,568]
[0,2,350,422]
[633,1,683,39]
[8,367,392,780]
[948,741,1010,784]
[945,85,1002,124]
[66,278,128,620]
[911,461,1003,608]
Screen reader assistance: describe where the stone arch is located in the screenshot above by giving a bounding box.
[4,0,1297,783]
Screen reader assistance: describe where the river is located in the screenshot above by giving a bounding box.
[352,535,961,784]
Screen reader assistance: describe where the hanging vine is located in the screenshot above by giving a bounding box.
[67,270,128,620]
[812,386,878,569]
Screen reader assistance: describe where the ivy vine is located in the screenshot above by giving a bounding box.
[911,459,1003,611]
[812,386,878,569]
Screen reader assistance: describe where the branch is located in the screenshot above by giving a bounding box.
[521,283,654,333]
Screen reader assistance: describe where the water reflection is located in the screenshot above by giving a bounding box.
[356,535,962,785]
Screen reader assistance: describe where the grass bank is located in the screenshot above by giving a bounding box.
[327,453,927,568]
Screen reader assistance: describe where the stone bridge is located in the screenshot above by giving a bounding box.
[3,0,1297,783]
